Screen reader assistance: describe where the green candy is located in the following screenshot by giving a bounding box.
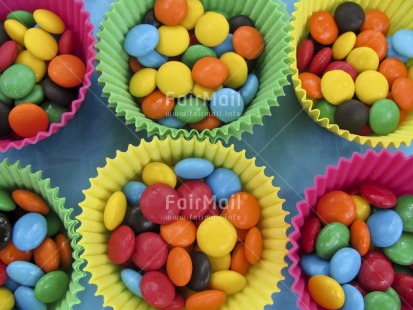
[181,45,217,69]
[6,10,36,28]
[385,287,401,308]
[364,290,400,310]
[395,195,413,232]
[15,84,45,105]
[369,99,400,135]
[45,211,63,237]
[34,270,70,304]
[174,96,209,123]
[0,189,15,212]
[41,101,69,124]
[316,98,336,124]
[0,64,36,99]
[0,76,13,106]
[384,233,413,265]
[315,222,350,260]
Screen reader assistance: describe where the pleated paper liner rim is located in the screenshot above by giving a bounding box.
[77,136,290,310]
[0,159,85,309]
[288,148,413,309]
[290,0,413,148]
[95,0,292,143]
[0,0,95,152]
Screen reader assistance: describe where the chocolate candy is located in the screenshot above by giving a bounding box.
[334,2,365,33]
[0,103,11,138]
[187,251,211,292]
[42,78,78,107]
[123,205,160,235]
[0,212,11,250]
[334,99,369,134]
[228,15,254,33]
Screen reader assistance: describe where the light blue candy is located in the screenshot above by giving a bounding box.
[14,286,47,310]
[4,277,20,292]
[137,49,168,69]
[205,167,241,205]
[210,88,244,123]
[157,115,186,128]
[7,261,44,287]
[367,209,403,248]
[124,24,159,57]
[239,73,259,105]
[122,181,147,206]
[13,213,47,251]
[174,158,214,179]
[330,247,361,284]
[341,284,364,310]
[121,268,142,297]
[300,253,330,277]
[393,29,413,58]
[386,36,408,63]
[212,34,234,57]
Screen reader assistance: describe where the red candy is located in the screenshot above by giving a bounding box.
[358,250,394,292]
[392,273,413,307]
[360,183,397,208]
[140,271,176,308]
[297,39,314,71]
[177,181,212,220]
[323,60,358,81]
[301,216,321,254]
[0,40,18,73]
[309,47,332,76]
[132,232,168,271]
[0,260,7,286]
[107,225,135,264]
[58,29,76,55]
[161,293,186,310]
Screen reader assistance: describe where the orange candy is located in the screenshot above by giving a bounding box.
[8,103,49,138]
[244,226,262,264]
[226,192,261,230]
[129,56,143,73]
[55,233,72,270]
[309,11,338,45]
[166,247,192,286]
[350,219,370,256]
[185,289,226,310]
[236,227,248,242]
[316,190,356,226]
[189,113,221,131]
[399,108,408,124]
[360,10,390,36]
[141,90,175,120]
[154,0,188,26]
[192,57,228,89]
[391,77,413,111]
[12,189,49,214]
[299,72,322,99]
[378,57,408,88]
[48,54,86,88]
[232,26,264,60]
[160,218,197,247]
[230,242,249,275]
[355,29,388,61]
[33,237,60,272]
[0,241,32,265]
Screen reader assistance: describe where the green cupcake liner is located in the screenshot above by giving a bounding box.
[95,0,292,142]
[0,159,85,310]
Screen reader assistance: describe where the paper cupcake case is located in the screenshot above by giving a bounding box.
[289,149,413,309]
[0,159,85,309]
[290,0,413,148]
[77,136,290,310]
[95,0,292,143]
[0,0,95,152]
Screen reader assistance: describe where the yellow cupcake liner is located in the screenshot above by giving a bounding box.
[77,136,289,310]
[290,0,413,148]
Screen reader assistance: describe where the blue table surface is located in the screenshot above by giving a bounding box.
[1,0,413,309]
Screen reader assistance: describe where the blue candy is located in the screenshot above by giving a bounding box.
[122,181,147,206]
[137,49,168,69]
[392,29,413,58]
[124,24,159,57]
[157,115,186,128]
[386,36,408,63]
[205,167,241,204]
[12,213,47,251]
[210,88,244,123]
[367,209,403,247]
[239,73,259,105]
[330,247,361,284]
[212,34,234,57]
[341,284,364,310]
[300,253,330,277]
[174,158,214,179]
[121,268,142,297]
[14,286,47,310]
[7,261,44,287]
[4,277,20,292]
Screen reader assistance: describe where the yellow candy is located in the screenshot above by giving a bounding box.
[219,52,248,89]
[208,253,231,272]
[192,83,221,100]
[351,195,371,221]
[129,68,157,98]
[181,0,204,30]
[308,275,345,309]
[355,70,389,105]
[33,9,65,34]
[104,191,127,231]
[195,12,229,47]
[142,162,177,188]
[24,28,58,61]
[408,65,413,80]
[0,287,15,310]
[321,70,355,105]
[209,270,246,294]
[197,215,237,257]
[156,25,190,57]
[332,32,356,60]
[15,50,47,83]
[346,47,379,73]
[156,61,193,98]
[4,19,27,46]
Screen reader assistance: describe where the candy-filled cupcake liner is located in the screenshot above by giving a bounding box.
[0,159,85,309]
[77,136,289,310]
[95,0,291,143]
[289,148,413,309]
[0,0,95,152]
[290,0,413,148]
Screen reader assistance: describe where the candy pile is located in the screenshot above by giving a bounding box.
[297,2,413,136]
[300,183,413,309]
[0,189,72,310]
[104,158,263,309]
[0,9,86,139]
[124,0,263,131]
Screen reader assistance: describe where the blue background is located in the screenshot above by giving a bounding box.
[1,0,413,309]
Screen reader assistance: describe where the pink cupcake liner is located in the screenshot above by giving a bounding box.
[0,0,95,152]
[289,149,413,309]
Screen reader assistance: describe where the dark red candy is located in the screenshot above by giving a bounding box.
[189,30,199,46]
[323,60,358,81]
[350,281,367,296]
[107,225,135,265]
[132,232,168,271]
[334,99,369,134]
[140,271,175,308]
[0,260,8,285]
[309,47,332,76]
[297,39,314,71]
[358,252,394,292]
[123,205,160,235]
[0,40,18,73]
[357,124,373,136]
[177,180,212,220]
[58,29,76,55]
[228,15,255,33]
[187,251,211,292]
[0,102,12,138]
[392,273,413,307]
[360,183,397,208]
[301,216,322,254]
[159,293,185,310]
